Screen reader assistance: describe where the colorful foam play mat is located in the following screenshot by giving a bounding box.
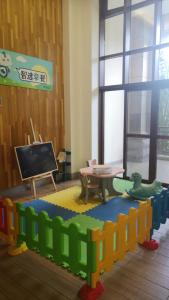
[23,178,137,226]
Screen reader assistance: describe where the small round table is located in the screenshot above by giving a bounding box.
[80,166,124,203]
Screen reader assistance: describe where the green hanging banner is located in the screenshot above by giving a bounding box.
[0,49,53,91]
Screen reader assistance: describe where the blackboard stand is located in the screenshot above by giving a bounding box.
[31,172,57,199]
[16,119,57,199]
[28,120,57,198]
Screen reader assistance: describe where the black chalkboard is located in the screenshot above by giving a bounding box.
[15,142,58,180]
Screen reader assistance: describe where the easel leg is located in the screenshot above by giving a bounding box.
[51,174,57,191]
[32,179,37,199]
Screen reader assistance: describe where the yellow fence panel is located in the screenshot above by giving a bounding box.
[128,207,137,251]
[0,198,18,245]
[90,200,152,288]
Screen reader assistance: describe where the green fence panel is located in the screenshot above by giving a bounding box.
[38,211,51,257]
[25,207,37,250]
[15,202,98,286]
[69,222,81,274]
[52,216,65,265]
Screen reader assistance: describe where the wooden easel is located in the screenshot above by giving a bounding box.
[27,118,57,199]
[31,172,57,199]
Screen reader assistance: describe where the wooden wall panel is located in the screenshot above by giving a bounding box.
[0,0,64,189]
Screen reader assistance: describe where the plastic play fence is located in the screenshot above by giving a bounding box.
[0,198,152,289]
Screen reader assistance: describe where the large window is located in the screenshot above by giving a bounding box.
[99,0,169,184]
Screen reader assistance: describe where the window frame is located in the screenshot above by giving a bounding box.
[99,0,169,184]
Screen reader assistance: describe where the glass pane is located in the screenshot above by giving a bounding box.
[126,51,152,83]
[157,139,169,183]
[105,15,124,55]
[158,47,169,79]
[158,89,169,135]
[105,57,123,85]
[127,91,151,134]
[108,0,124,10]
[127,138,150,179]
[104,91,124,169]
[132,0,144,4]
[129,5,154,50]
[160,0,169,44]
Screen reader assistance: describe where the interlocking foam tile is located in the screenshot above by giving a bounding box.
[23,199,77,220]
[85,197,138,222]
[41,186,102,213]
[64,214,104,233]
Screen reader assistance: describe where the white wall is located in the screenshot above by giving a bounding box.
[62,0,99,173]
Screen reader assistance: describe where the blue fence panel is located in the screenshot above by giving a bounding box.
[151,188,169,234]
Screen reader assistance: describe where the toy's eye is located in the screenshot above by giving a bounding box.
[2,59,5,61]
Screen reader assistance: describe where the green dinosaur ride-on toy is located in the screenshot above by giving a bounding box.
[128,172,163,200]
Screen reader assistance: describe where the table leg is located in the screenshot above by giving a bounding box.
[79,186,85,199]
[79,177,86,199]
[101,178,107,203]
